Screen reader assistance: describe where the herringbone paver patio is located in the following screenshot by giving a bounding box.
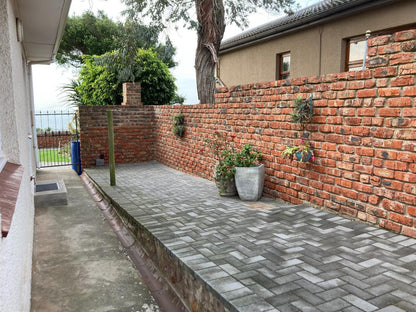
[86,162,416,312]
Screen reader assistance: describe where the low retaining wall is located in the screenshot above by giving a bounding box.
[79,29,416,238]
[83,171,230,311]
[112,200,231,312]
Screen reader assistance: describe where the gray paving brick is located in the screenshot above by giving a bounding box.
[367,283,395,296]
[316,287,348,302]
[382,262,412,274]
[343,294,378,311]
[342,307,364,312]
[363,274,390,288]
[86,163,416,312]
[383,271,414,284]
[341,284,373,300]
[359,258,383,268]
[297,271,324,284]
[317,278,345,290]
[369,293,402,309]
[377,306,407,312]
[222,286,253,301]
[207,276,246,294]
[299,263,321,274]
[237,301,278,312]
[275,272,301,285]
[220,263,240,275]
[266,292,302,306]
[291,300,317,312]
[391,290,416,303]
[340,275,370,289]
[340,267,369,282]
[398,238,416,247]
[317,298,350,311]
[396,300,416,311]
[252,273,278,289]
[295,279,325,294]
[270,282,301,296]
[248,283,275,299]
[293,288,324,306]
[191,261,217,270]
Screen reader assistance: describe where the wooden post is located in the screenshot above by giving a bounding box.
[107,109,116,186]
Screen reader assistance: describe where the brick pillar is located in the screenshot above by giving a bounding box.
[122,82,143,107]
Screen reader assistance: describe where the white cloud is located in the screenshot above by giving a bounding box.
[32,64,78,112]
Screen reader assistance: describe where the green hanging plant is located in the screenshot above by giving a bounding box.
[290,95,314,130]
[282,94,315,163]
[173,113,185,137]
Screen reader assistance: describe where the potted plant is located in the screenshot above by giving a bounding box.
[282,140,315,162]
[233,144,264,201]
[215,149,237,196]
[204,132,237,196]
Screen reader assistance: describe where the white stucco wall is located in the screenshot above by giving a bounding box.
[0,0,19,162]
[0,0,35,311]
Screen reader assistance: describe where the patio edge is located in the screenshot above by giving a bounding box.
[81,171,235,312]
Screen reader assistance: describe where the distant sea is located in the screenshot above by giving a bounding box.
[35,110,76,131]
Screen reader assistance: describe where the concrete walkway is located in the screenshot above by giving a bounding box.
[31,167,160,312]
[85,162,416,312]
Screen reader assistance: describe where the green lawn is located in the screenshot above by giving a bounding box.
[38,148,71,163]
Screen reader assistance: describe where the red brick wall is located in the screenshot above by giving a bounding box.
[79,105,155,168]
[122,83,142,106]
[80,29,416,237]
[37,131,73,149]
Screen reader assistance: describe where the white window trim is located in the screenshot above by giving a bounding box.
[0,131,5,172]
[0,157,6,172]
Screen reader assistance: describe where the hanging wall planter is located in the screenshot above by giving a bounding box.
[281,94,315,163]
[173,113,185,137]
[295,150,313,162]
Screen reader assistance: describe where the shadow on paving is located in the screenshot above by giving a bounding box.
[31,167,160,312]
[85,162,416,312]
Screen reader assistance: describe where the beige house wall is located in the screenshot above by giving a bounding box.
[218,0,416,86]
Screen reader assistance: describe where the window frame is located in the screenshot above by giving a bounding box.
[345,24,416,72]
[276,52,291,80]
[345,36,368,72]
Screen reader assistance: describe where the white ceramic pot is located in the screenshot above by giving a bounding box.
[235,164,265,201]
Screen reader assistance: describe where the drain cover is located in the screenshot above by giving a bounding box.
[36,183,58,192]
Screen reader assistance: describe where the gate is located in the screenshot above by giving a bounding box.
[35,111,81,173]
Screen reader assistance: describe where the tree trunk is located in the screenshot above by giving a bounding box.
[195,0,225,104]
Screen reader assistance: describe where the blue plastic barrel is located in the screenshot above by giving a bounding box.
[71,141,82,175]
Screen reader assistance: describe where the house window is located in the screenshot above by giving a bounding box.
[276,52,290,80]
[346,37,367,71]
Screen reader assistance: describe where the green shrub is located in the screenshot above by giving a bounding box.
[73,49,178,106]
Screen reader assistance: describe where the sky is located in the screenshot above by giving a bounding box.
[32,0,320,111]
